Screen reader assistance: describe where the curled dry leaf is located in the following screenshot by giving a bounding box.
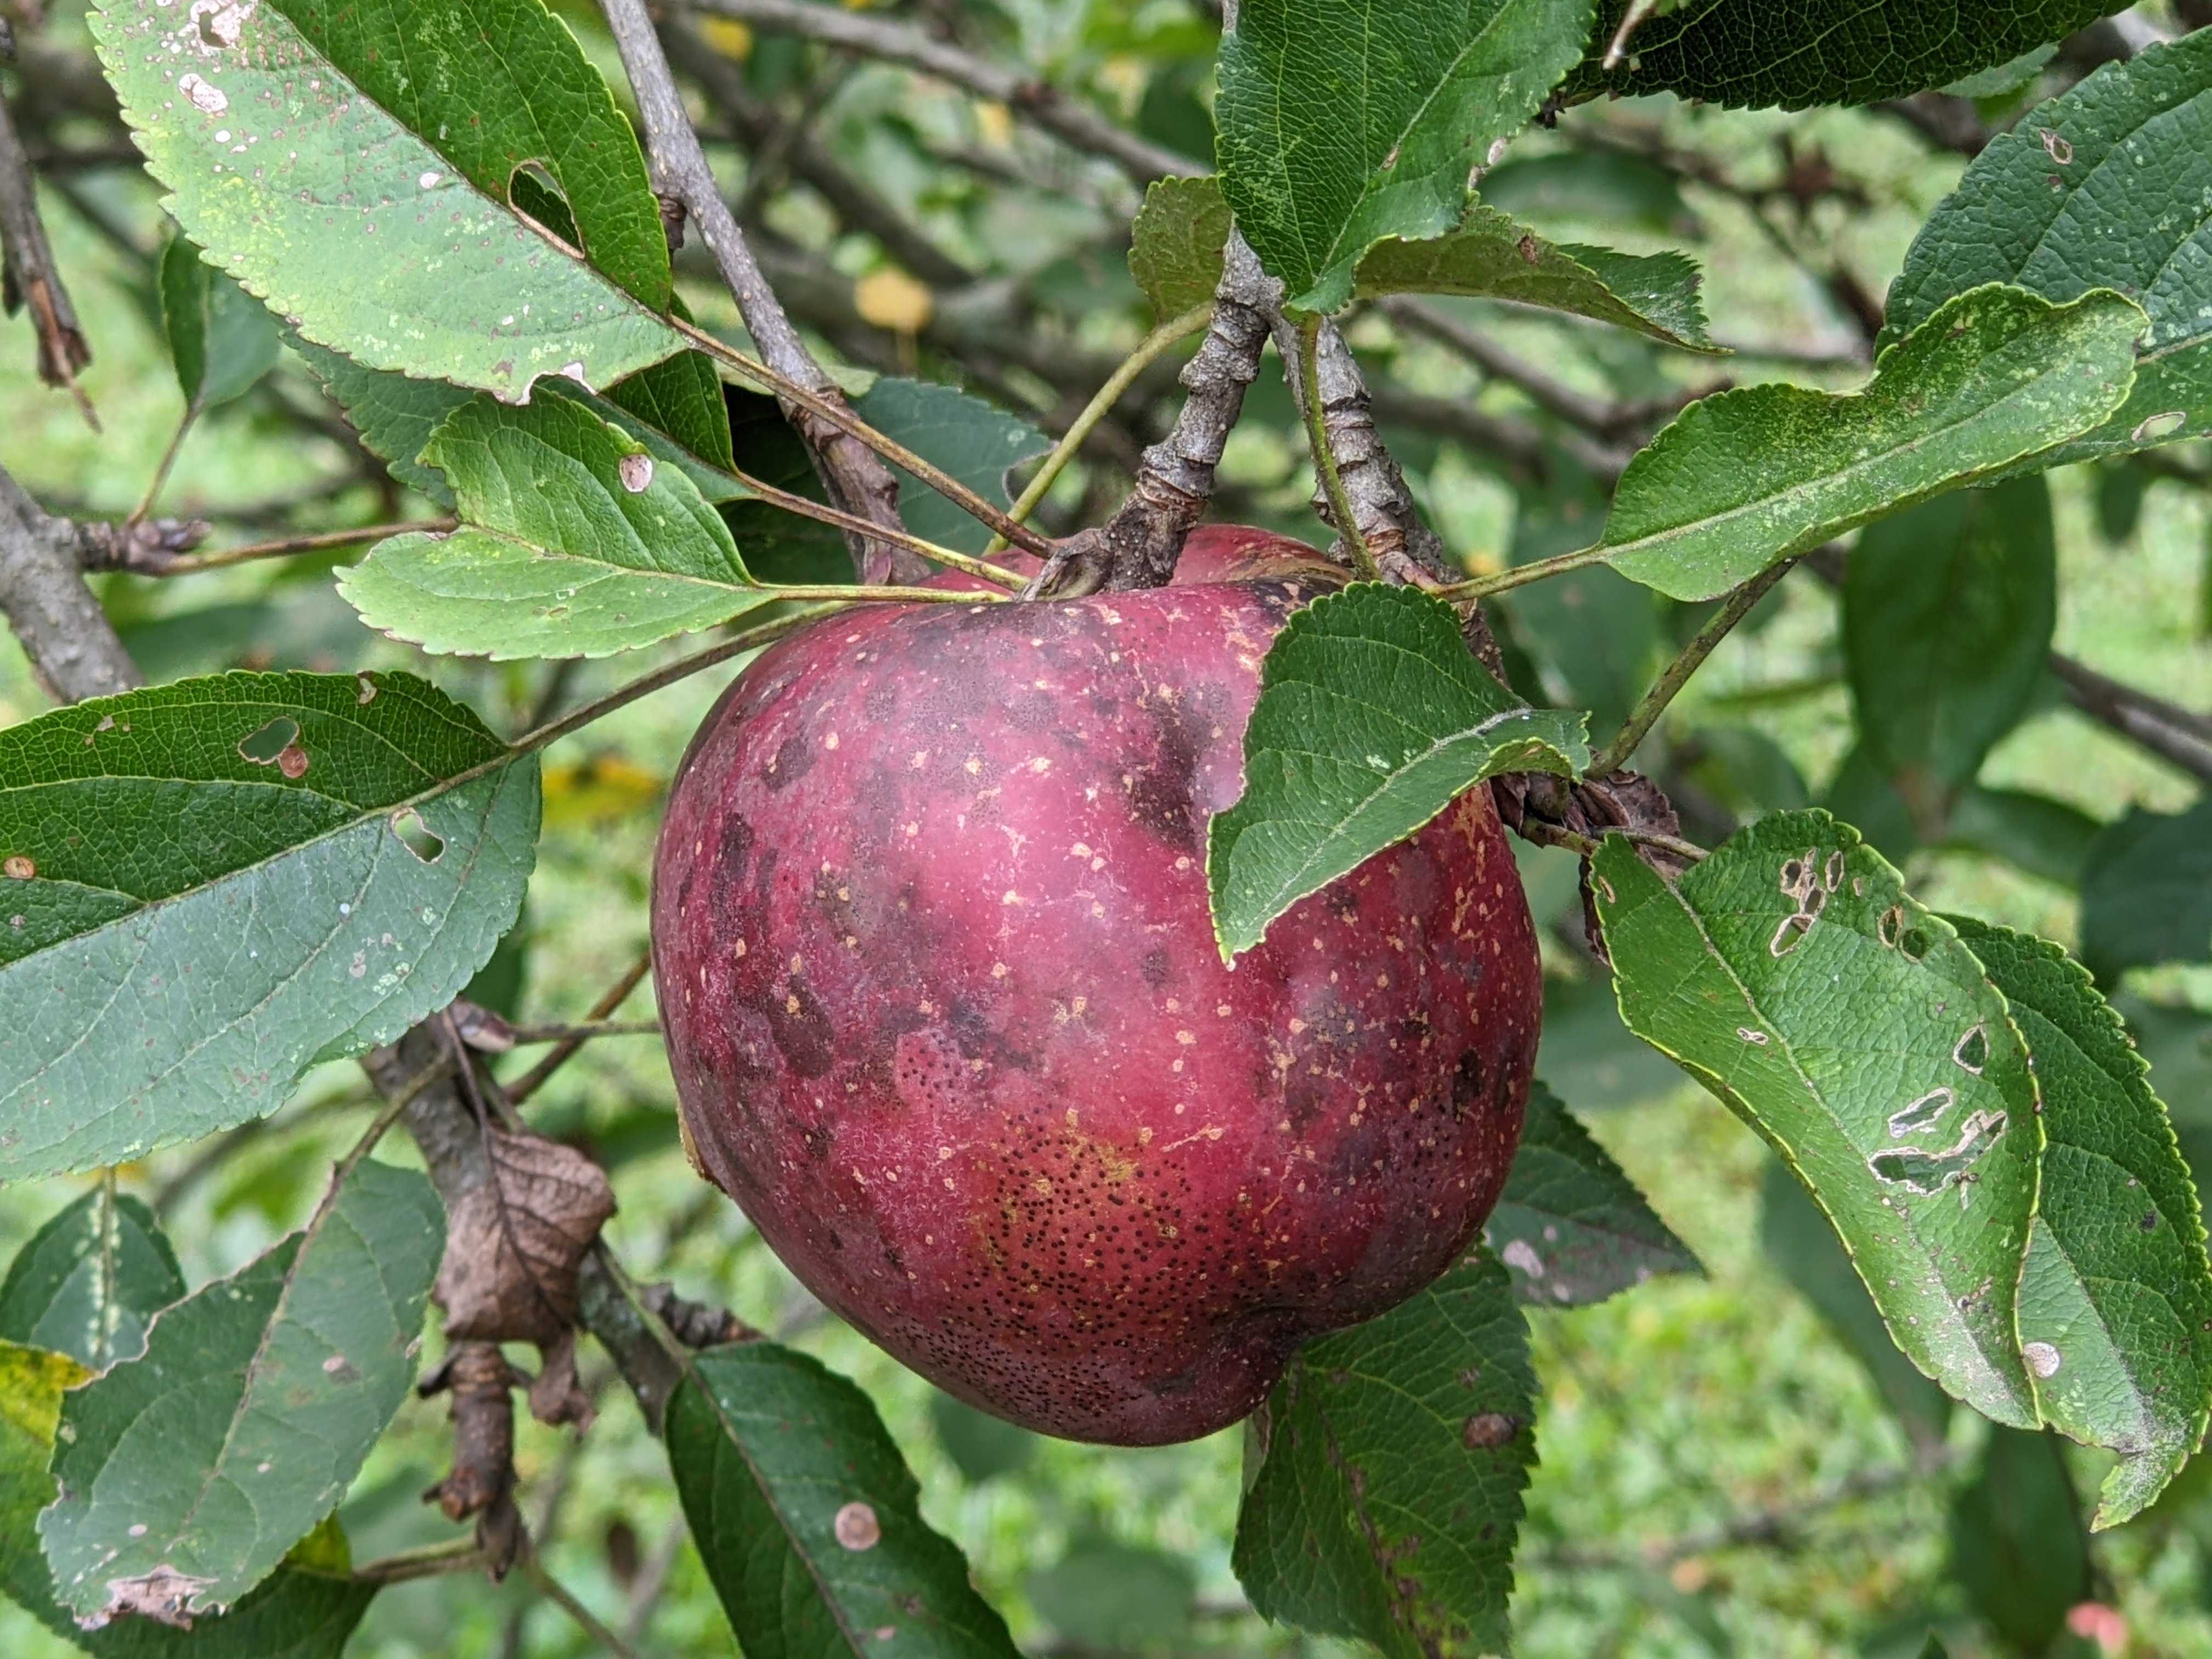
[435,1127,616,1346]
[419,1340,525,1579]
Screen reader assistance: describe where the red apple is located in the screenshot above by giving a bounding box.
[651,531,1543,1443]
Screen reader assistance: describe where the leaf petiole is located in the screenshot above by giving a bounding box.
[1295,314,1381,581]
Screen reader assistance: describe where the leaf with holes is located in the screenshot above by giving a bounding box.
[2078,797,2212,983]
[1571,2,2129,110]
[667,1341,1021,1659]
[1355,206,1717,350]
[1208,583,1588,962]
[1600,286,2143,600]
[38,1158,441,1622]
[90,0,682,397]
[1845,475,2057,793]
[1216,0,1597,310]
[0,1189,184,1373]
[1485,1081,1699,1306]
[1957,921,2212,1526]
[1592,811,2044,1427]
[1886,32,2212,465]
[159,233,279,413]
[340,393,765,660]
[0,670,538,1181]
[1232,1251,1536,1659]
[1129,175,1232,323]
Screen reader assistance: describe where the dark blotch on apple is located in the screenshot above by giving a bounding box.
[652,527,1543,1444]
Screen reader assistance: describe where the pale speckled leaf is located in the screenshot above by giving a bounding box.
[1886,33,2212,465]
[668,1341,1020,1659]
[1355,205,1717,349]
[1231,1252,1536,1659]
[39,1159,441,1621]
[89,0,682,398]
[1571,1,2128,110]
[1209,583,1587,962]
[0,670,539,1181]
[1592,811,2043,1429]
[340,393,765,660]
[1486,1080,1699,1306]
[0,1189,184,1373]
[1216,0,1597,311]
[1956,921,2212,1528]
[1601,286,2144,600]
[1128,175,1232,323]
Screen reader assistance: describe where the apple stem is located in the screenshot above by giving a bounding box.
[984,302,1216,558]
[1296,314,1383,582]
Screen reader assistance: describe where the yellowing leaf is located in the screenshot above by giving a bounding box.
[975,101,1014,146]
[698,16,753,58]
[545,755,664,825]
[855,268,936,335]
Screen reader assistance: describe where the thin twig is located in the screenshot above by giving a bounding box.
[1296,314,1380,580]
[724,461,1023,586]
[506,953,655,1107]
[1587,559,1799,778]
[506,1018,662,1046]
[131,518,456,576]
[521,1539,648,1659]
[985,301,1213,556]
[600,0,922,583]
[350,1536,489,1587]
[681,0,1199,182]
[0,87,95,425]
[129,405,199,527]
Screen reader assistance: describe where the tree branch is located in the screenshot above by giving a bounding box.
[0,463,143,701]
[0,87,93,421]
[599,0,924,584]
[678,0,1200,182]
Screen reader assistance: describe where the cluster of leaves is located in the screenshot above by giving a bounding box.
[0,0,2209,1656]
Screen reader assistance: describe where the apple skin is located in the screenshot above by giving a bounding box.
[651,533,1542,1444]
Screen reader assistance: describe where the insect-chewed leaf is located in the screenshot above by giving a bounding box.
[159,233,279,412]
[1354,205,1717,350]
[1486,1081,1699,1306]
[1600,285,2143,600]
[2078,796,2212,984]
[1592,811,2044,1429]
[667,1341,1022,1659]
[0,1188,184,1373]
[340,393,765,660]
[90,0,681,397]
[1886,32,2212,464]
[1232,1252,1536,1659]
[1208,583,1588,962]
[0,670,538,1181]
[38,1159,442,1623]
[1128,175,1233,323]
[1571,1,2127,110]
[1216,0,1596,311]
[1844,475,2057,791]
[1956,921,2212,1527]
[3,1345,373,1656]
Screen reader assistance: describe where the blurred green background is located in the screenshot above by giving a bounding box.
[4,2,2211,1654]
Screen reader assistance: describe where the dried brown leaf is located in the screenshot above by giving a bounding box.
[435,1128,614,1346]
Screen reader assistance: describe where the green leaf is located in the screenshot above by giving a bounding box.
[1940,787,2101,889]
[1591,811,2043,1427]
[1026,1538,1195,1650]
[2079,797,2212,983]
[1886,32,2212,465]
[1947,1428,2090,1654]
[1486,1080,1699,1305]
[667,1341,1020,1659]
[1355,206,1716,350]
[0,1190,184,1373]
[1231,1252,1536,1659]
[40,1159,441,1621]
[0,670,539,1181]
[857,380,1047,557]
[1477,150,1697,239]
[1128,175,1231,322]
[1207,583,1590,962]
[1759,1159,1954,1458]
[1506,469,1663,737]
[2,1338,375,1656]
[158,234,279,413]
[927,1391,1037,1486]
[1601,286,2143,600]
[91,0,682,398]
[1573,1,2128,110]
[339,393,766,660]
[1844,475,2057,792]
[1216,0,1598,311]
[1957,920,2212,1527]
